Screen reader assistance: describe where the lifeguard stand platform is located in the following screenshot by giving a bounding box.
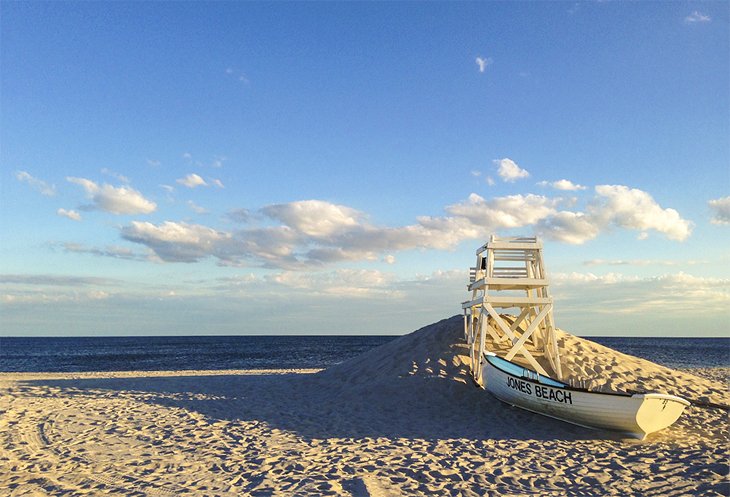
[462,235,562,383]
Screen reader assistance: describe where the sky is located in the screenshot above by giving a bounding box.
[1,1,728,337]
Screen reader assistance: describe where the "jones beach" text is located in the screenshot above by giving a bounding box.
[506,376,573,404]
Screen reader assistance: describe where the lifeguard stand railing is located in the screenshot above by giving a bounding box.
[462,235,562,383]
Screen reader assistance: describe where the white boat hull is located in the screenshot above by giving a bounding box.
[481,354,689,439]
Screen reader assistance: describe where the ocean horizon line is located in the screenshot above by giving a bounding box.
[2,333,728,339]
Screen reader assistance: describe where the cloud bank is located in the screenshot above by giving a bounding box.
[114,184,692,268]
[552,271,729,318]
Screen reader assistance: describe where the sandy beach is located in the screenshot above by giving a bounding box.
[2,316,728,496]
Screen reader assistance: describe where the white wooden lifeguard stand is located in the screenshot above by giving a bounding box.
[462,235,563,383]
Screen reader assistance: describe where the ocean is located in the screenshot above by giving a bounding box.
[0,335,727,373]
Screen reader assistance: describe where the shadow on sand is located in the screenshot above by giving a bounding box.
[23,368,620,442]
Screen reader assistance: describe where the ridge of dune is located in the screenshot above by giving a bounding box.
[557,330,728,406]
[319,314,727,406]
[317,316,471,386]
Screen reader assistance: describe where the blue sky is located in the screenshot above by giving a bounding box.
[1,1,728,336]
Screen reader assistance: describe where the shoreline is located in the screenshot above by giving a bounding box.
[0,368,323,382]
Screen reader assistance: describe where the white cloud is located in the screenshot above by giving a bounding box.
[0,274,117,286]
[255,194,557,265]
[159,184,175,202]
[187,200,209,214]
[262,200,363,238]
[552,271,637,285]
[383,255,396,265]
[118,187,693,267]
[101,168,129,184]
[121,221,234,263]
[708,196,730,225]
[582,259,703,267]
[15,171,56,196]
[378,216,477,251]
[537,211,600,244]
[538,179,586,191]
[175,173,223,189]
[537,185,693,244]
[685,11,711,23]
[470,170,495,186]
[61,242,150,262]
[1,291,111,305]
[446,193,558,228]
[552,271,729,316]
[121,201,471,268]
[494,158,530,182]
[57,208,81,221]
[227,208,251,223]
[267,269,397,298]
[234,226,302,265]
[475,56,493,73]
[590,185,692,241]
[67,177,157,215]
[176,173,208,188]
[0,271,118,305]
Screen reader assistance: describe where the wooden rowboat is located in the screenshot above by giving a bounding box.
[482,352,690,439]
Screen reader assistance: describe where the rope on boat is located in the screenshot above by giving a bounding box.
[687,400,730,411]
[626,389,729,411]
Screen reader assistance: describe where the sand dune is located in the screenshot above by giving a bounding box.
[2,316,728,496]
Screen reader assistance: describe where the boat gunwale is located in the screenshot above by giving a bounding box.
[639,391,691,406]
[484,353,634,398]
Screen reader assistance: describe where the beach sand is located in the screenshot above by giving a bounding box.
[2,316,728,496]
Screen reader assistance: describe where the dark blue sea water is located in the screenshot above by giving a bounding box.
[588,337,729,370]
[0,335,727,373]
[0,336,396,373]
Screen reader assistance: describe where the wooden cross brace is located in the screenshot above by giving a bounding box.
[484,303,551,376]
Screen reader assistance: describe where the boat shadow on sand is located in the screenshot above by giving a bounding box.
[22,368,627,442]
